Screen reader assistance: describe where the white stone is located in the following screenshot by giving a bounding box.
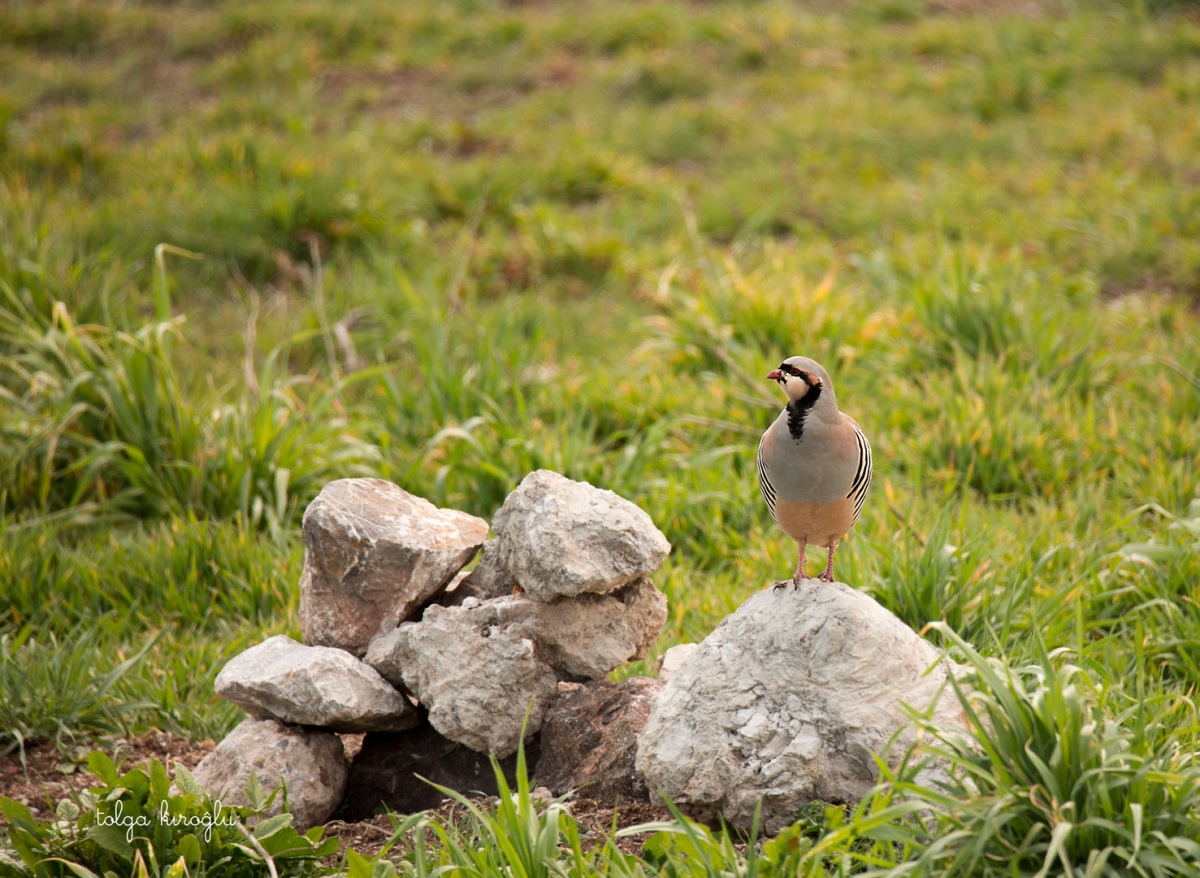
[482,470,671,601]
[521,579,667,680]
[192,719,347,830]
[367,579,666,689]
[215,635,419,732]
[656,643,699,683]
[636,581,965,833]
[365,605,558,757]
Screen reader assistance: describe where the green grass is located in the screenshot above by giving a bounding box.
[2,0,1200,874]
[2,751,338,878]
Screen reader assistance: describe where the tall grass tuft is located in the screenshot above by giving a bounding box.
[0,623,153,762]
[380,745,622,878]
[897,627,1200,876]
[0,278,378,530]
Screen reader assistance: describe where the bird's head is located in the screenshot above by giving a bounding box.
[767,356,833,406]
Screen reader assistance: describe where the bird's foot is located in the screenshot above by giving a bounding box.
[818,544,837,583]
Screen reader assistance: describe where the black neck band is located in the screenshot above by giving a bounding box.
[786,383,821,442]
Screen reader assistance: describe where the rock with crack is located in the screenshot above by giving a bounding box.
[368,576,666,707]
[636,581,965,834]
[470,470,671,601]
[341,724,535,819]
[534,677,663,802]
[522,578,667,680]
[192,719,348,830]
[299,478,489,656]
[365,604,558,757]
[215,635,420,733]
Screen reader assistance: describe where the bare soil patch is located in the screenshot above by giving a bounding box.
[1,735,673,860]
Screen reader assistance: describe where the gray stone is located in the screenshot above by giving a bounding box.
[192,719,347,830]
[636,581,965,834]
[341,724,536,819]
[299,478,488,656]
[215,635,420,733]
[487,470,671,601]
[368,579,666,689]
[534,677,663,802]
[366,605,558,757]
[526,579,667,680]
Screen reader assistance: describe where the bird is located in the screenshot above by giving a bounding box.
[757,356,871,587]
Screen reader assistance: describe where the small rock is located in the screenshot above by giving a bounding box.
[341,724,537,819]
[299,478,488,656]
[656,643,698,683]
[525,579,667,680]
[486,470,671,601]
[636,581,965,834]
[192,719,347,830]
[534,677,663,802]
[215,635,420,733]
[366,605,558,757]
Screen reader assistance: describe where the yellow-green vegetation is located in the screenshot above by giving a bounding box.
[2,0,1200,873]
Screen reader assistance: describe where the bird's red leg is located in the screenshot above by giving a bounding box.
[819,542,837,583]
[791,543,808,587]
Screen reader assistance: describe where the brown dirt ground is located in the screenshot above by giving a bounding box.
[0,734,673,861]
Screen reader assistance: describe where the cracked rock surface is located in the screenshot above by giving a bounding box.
[469,470,670,601]
[299,478,488,655]
[192,719,347,830]
[366,603,559,757]
[215,635,419,732]
[636,581,965,833]
[366,577,667,743]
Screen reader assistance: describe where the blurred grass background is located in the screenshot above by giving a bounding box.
[1,0,1198,822]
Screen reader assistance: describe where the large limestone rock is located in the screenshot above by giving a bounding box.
[299,478,489,655]
[341,724,534,819]
[472,470,671,601]
[365,604,559,757]
[214,635,420,733]
[192,719,348,830]
[534,677,663,802]
[636,581,964,834]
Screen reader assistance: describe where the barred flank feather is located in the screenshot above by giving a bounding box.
[757,439,778,520]
[847,421,872,523]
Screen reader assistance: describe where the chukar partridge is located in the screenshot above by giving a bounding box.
[757,356,871,586]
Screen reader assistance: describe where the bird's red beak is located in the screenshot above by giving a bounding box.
[766,369,782,381]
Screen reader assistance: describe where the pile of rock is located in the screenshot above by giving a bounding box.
[194,471,671,827]
[194,469,969,836]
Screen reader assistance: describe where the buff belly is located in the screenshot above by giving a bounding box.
[773,497,856,548]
